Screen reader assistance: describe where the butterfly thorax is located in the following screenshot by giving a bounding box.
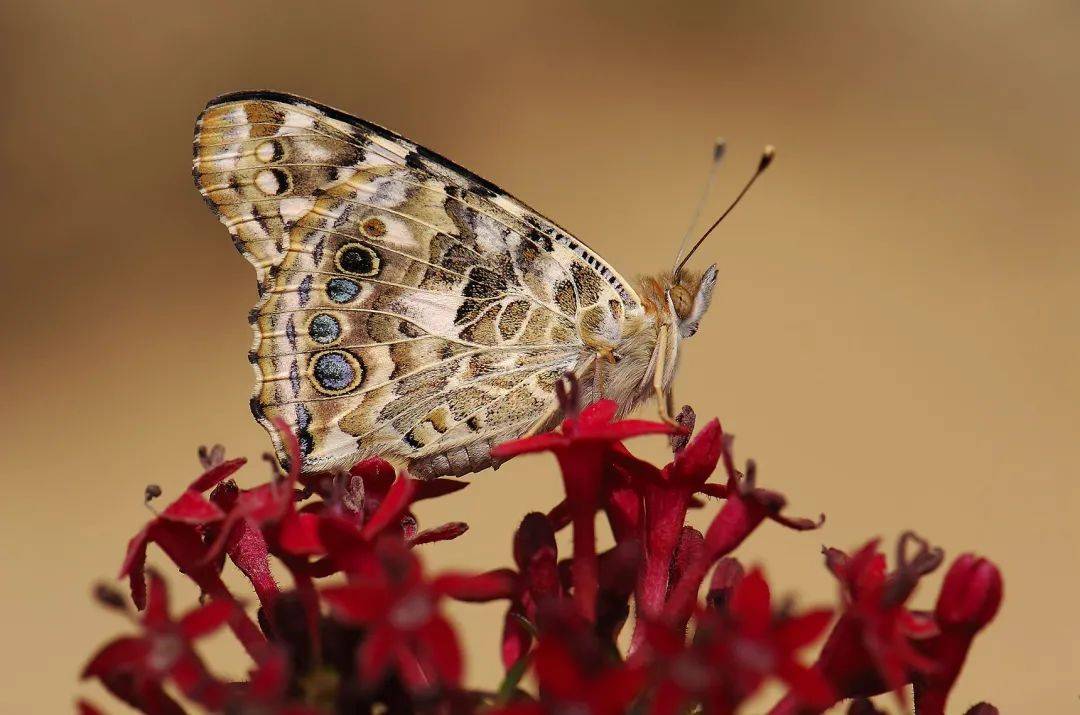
[575,267,718,417]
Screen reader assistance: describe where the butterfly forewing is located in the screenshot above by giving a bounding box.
[193,91,641,475]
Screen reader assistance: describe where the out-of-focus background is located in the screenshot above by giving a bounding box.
[2,1,1077,712]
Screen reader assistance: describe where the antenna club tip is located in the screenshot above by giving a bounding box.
[712,139,727,161]
[759,145,776,171]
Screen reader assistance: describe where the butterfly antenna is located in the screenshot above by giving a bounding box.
[672,145,775,280]
[671,139,727,279]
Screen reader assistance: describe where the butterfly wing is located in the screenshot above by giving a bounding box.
[193,91,641,474]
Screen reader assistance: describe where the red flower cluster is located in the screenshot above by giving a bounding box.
[82,380,1002,714]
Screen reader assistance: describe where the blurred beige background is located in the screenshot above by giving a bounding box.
[2,1,1077,712]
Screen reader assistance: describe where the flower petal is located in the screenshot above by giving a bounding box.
[323,583,392,624]
[501,608,532,671]
[777,659,837,709]
[178,598,234,640]
[144,571,170,627]
[577,399,619,427]
[590,664,647,713]
[533,639,584,698]
[436,569,518,602]
[97,674,186,715]
[273,417,302,483]
[118,527,150,609]
[161,490,226,524]
[357,625,396,684]
[408,521,469,547]
[278,511,325,555]
[729,569,771,635]
[776,608,834,650]
[168,651,228,709]
[581,419,676,442]
[349,456,396,493]
[490,432,568,459]
[418,615,463,685]
[413,477,470,501]
[81,637,149,678]
[900,609,939,639]
[361,474,415,540]
[247,647,289,700]
[188,457,247,493]
[76,700,106,715]
[669,418,723,487]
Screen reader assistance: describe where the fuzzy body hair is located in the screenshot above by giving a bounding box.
[575,264,717,416]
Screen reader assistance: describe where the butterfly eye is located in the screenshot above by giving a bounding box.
[671,286,693,319]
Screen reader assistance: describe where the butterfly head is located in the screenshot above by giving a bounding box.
[668,265,718,338]
[639,264,719,339]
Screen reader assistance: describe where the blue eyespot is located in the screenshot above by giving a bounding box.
[326,278,360,303]
[308,313,341,344]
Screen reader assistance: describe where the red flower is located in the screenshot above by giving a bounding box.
[615,418,723,649]
[594,538,644,645]
[527,638,645,715]
[770,533,943,714]
[663,526,706,633]
[120,457,242,606]
[203,419,304,564]
[703,443,824,560]
[201,424,320,654]
[321,539,508,692]
[491,602,646,715]
[349,456,470,519]
[316,473,415,568]
[280,459,469,562]
[912,554,1003,715]
[233,647,322,715]
[646,569,834,715]
[351,458,471,548]
[706,557,746,611]
[84,403,1006,715]
[662,440,823,628]
[118,453,265,656]
[492,378,674,621]
[474,512,565,669]
[83,571,232,712]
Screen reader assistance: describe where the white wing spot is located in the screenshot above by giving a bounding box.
[255,141,277,162]
[283,109,317,129]
[280,197,314,223]
[255,169,282,195]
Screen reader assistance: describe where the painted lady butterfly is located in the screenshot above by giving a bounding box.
[193,91,770,477]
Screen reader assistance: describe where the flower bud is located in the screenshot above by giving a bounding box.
[934,554,1003,632]
[706,557,745,611]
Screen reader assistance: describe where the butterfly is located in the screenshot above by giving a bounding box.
[192,91,771,478]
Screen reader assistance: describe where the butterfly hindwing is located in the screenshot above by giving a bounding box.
[193,91,641,475]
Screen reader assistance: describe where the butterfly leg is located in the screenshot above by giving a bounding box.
[594,353,606,398]
[593,347,617,398]
[653,324,680,427]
